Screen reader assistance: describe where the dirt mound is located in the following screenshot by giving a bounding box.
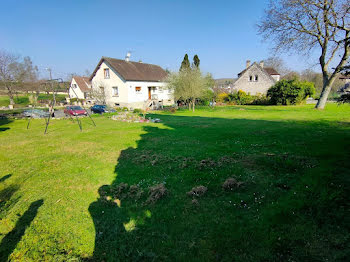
[128,185,143,199]
[222,178,244,191]
[187,186,208,197]
[146,184,167,204]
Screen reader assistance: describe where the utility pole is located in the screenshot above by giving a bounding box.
[46,68,56,104]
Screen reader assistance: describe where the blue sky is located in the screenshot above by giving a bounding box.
[0,0,318,79]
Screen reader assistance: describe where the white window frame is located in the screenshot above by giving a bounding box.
[112,86,119,97]
[104,68,110,79]
[249,75,253,82]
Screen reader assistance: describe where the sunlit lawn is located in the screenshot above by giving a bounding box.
[0,104,349,261]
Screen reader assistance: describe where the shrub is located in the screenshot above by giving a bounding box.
[267,79,315,105]
[133,108,142,114]
[337,93,350,104]
[217,92,229,103]
[227,90,255,105]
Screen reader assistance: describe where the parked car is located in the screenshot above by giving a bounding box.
[91,105,116,114]
[64,106,87,116]
[23,109,50,118]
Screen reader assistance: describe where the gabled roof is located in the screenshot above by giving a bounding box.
[236,62,277,84]
[90,57,168,82]
[238,63,280,77]
[72,76,91,92]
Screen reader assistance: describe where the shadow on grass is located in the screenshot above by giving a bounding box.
[0,117,12,132]
[0,174,11,183]
[89,114,350,261]
[0,199,43,261]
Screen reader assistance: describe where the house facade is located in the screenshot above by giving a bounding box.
[69,76,91,99]
[232,60,280,95]
[89,56,173,109]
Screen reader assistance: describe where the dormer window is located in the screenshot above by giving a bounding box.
[255,75,258,81]
[104,68,110,79]
[249,75,253,81]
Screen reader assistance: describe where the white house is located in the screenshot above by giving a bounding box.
[89,56,173,109]
[232,60,280,95]
[69,76,91,99]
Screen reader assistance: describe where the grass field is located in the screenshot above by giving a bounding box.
[0,104,349,261]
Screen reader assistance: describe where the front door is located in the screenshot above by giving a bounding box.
[148,87,151,100]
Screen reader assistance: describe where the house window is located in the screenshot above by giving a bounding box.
[159,87,163,93]
[249,75,253,81]
[135,86,141,93]
[72,84,77,89]
[255,75,259,81]
[104,68,110,79]
[112,86,119,96]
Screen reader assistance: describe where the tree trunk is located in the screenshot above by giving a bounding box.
[6,86,15,105]
[315,77,335,109]
[192,100,195,112]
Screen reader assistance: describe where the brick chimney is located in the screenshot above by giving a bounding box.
[246,60,251,68]
[259,61,264,68]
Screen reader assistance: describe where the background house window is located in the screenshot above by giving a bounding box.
[159,87,163,93]
[112,86,118,96]
[255,75,258,81]
[249,75,253,81]
[72,84,77,89]
[135,86,141,93]
[104,68,110,79]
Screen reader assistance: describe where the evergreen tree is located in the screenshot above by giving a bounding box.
[180,54,190,71]
[193,55,200,68]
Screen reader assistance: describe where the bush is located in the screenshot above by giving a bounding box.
[337,93,350,104]
[267,79,315,105]
[133,108,142,114]
[217,92,229,103]
[227,90,255,105]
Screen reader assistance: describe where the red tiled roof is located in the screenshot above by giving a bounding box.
[90,57,168,82]
[73,76,91,92]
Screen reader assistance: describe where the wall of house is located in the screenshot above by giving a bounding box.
[91,61,128,106]
[233,65,276,95]
[69,78,85,99]
[91,61,174,108]
[126,81,173,107]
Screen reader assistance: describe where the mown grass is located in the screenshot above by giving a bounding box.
[0,104,349,261]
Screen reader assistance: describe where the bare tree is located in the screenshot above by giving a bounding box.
[264,57,291,76]
[258,0,350,109]
[0,50,20,105]
[90,81,107,104]
[0,51,38,105]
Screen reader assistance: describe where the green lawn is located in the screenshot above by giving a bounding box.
[0,104,349,261]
